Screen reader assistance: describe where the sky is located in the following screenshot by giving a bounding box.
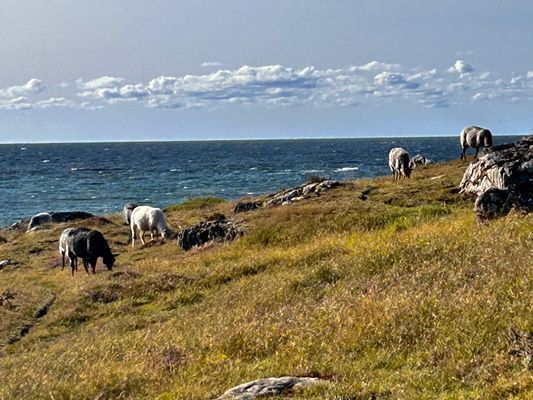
[1,0,532,142]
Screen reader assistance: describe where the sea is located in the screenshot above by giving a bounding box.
[0,136,518,226]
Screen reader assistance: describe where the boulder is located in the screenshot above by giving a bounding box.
[474,189,512,220]
[27,213,52,231]
[234,201,262,214]
[177,215,242,251]
[25,211,95,231]
[265,180,341,207]
[459,135,533,219]
[49,211,94,223]
[409,154,432,169]
[0,259,11,270]
[122,203,139,224]
[216,376,324,400]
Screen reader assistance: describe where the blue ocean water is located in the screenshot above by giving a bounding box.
[0,136,517,226]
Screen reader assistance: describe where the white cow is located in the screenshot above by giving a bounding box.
[130,206,176,247]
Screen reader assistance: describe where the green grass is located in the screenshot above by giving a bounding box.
[0,162,531,399]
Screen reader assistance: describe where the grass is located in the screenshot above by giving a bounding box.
[0,162,531,399]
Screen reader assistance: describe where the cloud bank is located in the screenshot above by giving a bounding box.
[1,60,532,111]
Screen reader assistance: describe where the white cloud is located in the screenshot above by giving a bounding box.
[0,79,46,98]
[448,60,474,74]
[2,60,532,112]
[36,97,70,108]
[0,96,33,110]
[201,61,225,68]
[147,76,177,95]
[78,76,125,90]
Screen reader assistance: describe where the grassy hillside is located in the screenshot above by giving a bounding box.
[0,161,531,399]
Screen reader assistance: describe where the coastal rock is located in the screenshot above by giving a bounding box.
[27,213,52,231]
[216,376,325,399]
[50,211,95,223]
[234,201,262,213]
[474,189,512,220]
[409,154,432,169]
[177,215,242,251]
[459,136,533,219]
[122,203,139,224]
[264,180,341,207]
[233,179,341,213]
[26,211,95,231]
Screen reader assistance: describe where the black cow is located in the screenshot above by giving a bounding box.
[66,228,117,275]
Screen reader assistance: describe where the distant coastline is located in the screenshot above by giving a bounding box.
[0,133,527,146]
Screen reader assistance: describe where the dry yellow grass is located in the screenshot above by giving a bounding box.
[0,162,531,399]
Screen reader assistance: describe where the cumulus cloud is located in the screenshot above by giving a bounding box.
[2,59,533,111]
[36,97,71,108]
[0,96,33,110]
[448,60,474,74]
[78,76,125,90]
[0,79,46,98]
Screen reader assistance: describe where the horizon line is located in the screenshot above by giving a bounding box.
[0,132,527,145]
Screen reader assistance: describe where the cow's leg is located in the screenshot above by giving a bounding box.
[131,226,136,247]
[474,147,479,159]
[140,230,146,246]
[61,251,65,270]
[83,259,90,274]
[461,146,467,161]
[70,256,77,276]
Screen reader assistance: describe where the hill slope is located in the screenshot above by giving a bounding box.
[0,161,531,399]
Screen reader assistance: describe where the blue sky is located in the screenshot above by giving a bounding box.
[1,0,532,142]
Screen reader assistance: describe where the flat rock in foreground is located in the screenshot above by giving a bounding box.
[216,376,324,399]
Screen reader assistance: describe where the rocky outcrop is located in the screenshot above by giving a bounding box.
[459,136,533,219]
[233,179,341,213]
[177,215,242,251]
[265,180,341,207]
[409,154,432,169]
[216,376,325,400]
[25,211,95,231]
[27,212,52,231]
[234,201,262,214]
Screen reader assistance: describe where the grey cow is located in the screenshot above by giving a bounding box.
[460,126,493,161]
[388,147,412,180]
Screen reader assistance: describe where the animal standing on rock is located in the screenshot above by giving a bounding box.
[388,148,411,180]
[460,125,493,160]
[130,205,177,247]
[66,227,117,275]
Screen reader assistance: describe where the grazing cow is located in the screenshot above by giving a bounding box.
[388,148,412,180]
[66,227,117,275]
[130,206,177,247]
[460,126,493,160]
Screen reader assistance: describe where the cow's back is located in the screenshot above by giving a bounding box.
[461,126,489,147]
[86,230,112,258]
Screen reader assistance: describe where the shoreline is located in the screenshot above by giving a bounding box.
[0,133,526,145]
